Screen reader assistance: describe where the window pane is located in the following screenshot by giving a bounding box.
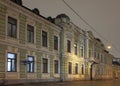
[43,58,48,73]
[67,40,71,52]
[8,53,15,59]
[7,53,17,72]
[42,31,47,47]
[54,36,58,50]
[8,23,12,36]
[27,25,34,43]
[81,64,84,74]
[74,43,77,55]
[75,63,78,74]
[54,60,58,73]
[12,25,17,38]
[68,62,72,74]
[8,17,17,38]
[80,46,84,57]
[27,56,34,72]
[7,61,11,71]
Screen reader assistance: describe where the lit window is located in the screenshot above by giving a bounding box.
[7,53,17,72]
[27,25,34,43]
[27,56,34,72]
[8,17,17,38]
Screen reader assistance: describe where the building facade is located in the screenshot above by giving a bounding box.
[0,0,117,84]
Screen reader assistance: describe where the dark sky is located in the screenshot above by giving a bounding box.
[23,0,120,58]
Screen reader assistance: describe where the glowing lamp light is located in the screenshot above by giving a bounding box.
[107,46,112,49]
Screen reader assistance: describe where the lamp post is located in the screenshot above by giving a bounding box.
[21,60,31,84]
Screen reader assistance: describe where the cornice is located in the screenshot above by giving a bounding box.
[0,0,61,31]
[0,39,60,56]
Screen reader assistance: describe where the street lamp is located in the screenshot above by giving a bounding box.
[107,45,112,49]
[21,60,32,84]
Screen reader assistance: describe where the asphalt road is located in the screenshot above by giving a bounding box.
[4,79,120,86]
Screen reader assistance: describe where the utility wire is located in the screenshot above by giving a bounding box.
[62,0,120,57]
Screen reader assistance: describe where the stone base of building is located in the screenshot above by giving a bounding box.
[0,78,60,85]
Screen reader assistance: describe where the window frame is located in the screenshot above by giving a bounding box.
[54,60,59,74]
[75,63,78,74]
[80,45,84,57]
[27,24,34,43]
[74,43,77,55]
[27,56,35,73]
[68,62,72,74]
[67,40,71,53]
[7,16,17,38]
[42,58,48,73]
[81,64,84,75]
[54,36,58,50]
[7,53,17,72]
[42,31,48,47]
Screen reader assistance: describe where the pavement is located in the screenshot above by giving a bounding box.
[2,79,120,86]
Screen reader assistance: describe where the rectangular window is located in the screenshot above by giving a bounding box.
[43,58,48,73]
[68,62,72,74]
[75,63,78,74]
[8,17,17,38]
[27,25,34,43]
[27,56,34,72]
[67,40,71,53]
[81,64,84,75]
[54,60,59,73]
[7,53,17,72]
[42,31,47,47]
[54,36,58,50]
[74,43,77,55]
[80,46,84,57]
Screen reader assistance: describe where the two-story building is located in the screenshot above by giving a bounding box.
[0,0,117,85]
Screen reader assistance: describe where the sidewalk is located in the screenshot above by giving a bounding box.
[2,79,119,86]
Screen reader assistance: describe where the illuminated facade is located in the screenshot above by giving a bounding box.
[87,31,114,80]
[0,0,117,84]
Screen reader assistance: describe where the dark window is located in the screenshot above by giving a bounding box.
[27,25,34,43]
[7,53,17,72]
[80,46,84,57]
[74,43,77,55]
[42,31,47,47]
[8,17,17,38]
[75,63,78,74]
[27,56,34,72]
[43,58,48,73]
[81,64,84,75]
[68,62,72,74]
[54,60,59,73]
[67,40,71,52]
[54,36,58,50]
